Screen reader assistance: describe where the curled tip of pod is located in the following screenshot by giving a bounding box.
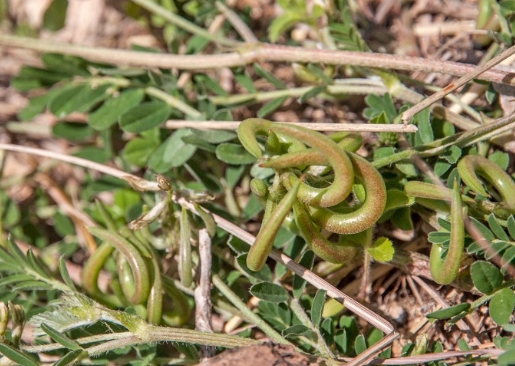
[457,155,515,213]
[237,118,272,158]
[269,123,354,207]
[87,227,151,305]
[308,153,387,235]
[293,202,358,263]
[429,179,465,285]
[247,176,303,271]
[330,132,363,153]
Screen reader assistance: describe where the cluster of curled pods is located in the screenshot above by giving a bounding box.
[239,118,515,286]
[237,118,387,271]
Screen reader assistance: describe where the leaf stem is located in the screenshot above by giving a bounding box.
[145,86,202,118]
[211,274,292,346]
[209,83,387,104]
[288,297,334,359]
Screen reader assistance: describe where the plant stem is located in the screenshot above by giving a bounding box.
[1,35,514,85]
[288,297,334,359]
[165,120,418,133]
[145,86,202,118]
[211,274,292,346]
[401,44,515,122]
[372,112,515,168]
[209,83,387,105]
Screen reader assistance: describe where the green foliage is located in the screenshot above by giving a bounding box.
[250,282,289,303]
[426,303,471,320]
[4,0,515,364]
[367,237,395,262]
[329,4,369,52]
[471,261,503,294]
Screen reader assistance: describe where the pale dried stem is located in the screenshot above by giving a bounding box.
[411,276,481,346]
[164,120,418,133]
[412,20,476,36]
[1,35,514,86]
[340,349,503,365]
[195,228,215,359]
[0,143,161,191]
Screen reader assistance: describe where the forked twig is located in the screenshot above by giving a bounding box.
[401,44,515,123]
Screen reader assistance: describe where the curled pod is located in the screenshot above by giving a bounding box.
[404,181,498,217]
[307,153,387,235]
[237,118,273,158]
[247,177,302,271]
[268,149,386,235]
[269,123,354,207]
[329,132,363,153]
[293,201,358,264]
[457,155,515,215]
[239,118,355,207]
[82,242,123,307]
[429,180,465,285]
[87,227,151,305]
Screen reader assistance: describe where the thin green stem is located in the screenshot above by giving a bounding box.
[288,297,334,359]
[145,86,202,118]
[75,77,202,118]
[211,274,292,346]
[130,0,239,48]
[372,113,515,169]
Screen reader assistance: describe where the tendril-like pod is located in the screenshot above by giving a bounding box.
[238,118,354,207]
[293,201,359,263]
[272,151,387,235]
[87,227,151,305]
[429,180,465,285]
[457,155,515,215]
[247,176,302,271]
